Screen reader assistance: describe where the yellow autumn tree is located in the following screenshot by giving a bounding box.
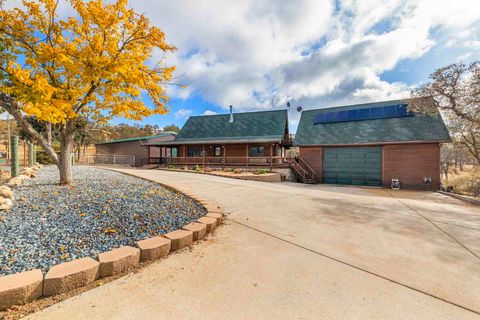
[0,0,176,184]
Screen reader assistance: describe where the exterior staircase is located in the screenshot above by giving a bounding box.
[289,157,316,184]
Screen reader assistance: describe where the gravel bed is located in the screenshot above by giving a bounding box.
[0,166,206,276]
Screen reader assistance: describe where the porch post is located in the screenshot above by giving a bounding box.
[222,144,226,169]
[245,143,249,167]
[269,144,273,172]
[202,144,205,169]
[147,146,150,165]
[183,145,186,166]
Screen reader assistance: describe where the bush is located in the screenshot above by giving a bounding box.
[444,167,480,197]
[195,165,202,172]
[204,167,212,172]
[233,168,242,174]
[36,150,55,165]
[253,169,267,175]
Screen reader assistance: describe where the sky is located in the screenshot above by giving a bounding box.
[5,0,480,131]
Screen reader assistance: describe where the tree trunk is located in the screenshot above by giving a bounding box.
[58,127,74,185]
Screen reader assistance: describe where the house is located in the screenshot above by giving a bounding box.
[294,99,451,190]
[144,107,292,170]
[95,132,177,167]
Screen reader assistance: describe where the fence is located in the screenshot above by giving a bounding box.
[78,154,135,167]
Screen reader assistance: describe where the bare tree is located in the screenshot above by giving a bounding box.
[409,62,480,164]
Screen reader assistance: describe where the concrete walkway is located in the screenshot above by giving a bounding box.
[29,169,480,319]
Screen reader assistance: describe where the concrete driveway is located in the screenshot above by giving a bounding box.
[29,169,480,320]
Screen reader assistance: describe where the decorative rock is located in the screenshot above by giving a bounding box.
[0,187,13,199]
[7,177,23,187]
[163,229,193,251]
[0,203,11,211]
[182,222,207,241]
[136,236,171,261]
[43,257,100,296]
[98,246,140,277]
[197,216,217,233]
[0,269,43,311]
[0,166,206,277]
[206,212,223,224]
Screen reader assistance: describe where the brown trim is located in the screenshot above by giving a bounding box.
[295,140,448,147]
[144,140,282,147]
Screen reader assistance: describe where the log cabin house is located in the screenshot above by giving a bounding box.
[144,107,293,170]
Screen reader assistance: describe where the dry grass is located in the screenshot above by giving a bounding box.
[442,165,480,197]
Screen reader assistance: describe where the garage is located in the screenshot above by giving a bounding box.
[323,147,382,186]
[294,100,451,190]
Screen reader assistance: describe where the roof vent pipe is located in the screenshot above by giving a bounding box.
[229,105,234,123]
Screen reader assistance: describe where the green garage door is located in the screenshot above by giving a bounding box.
[323,147,382,186]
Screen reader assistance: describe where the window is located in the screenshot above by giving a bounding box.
[250,145,264,157]
[187,147,201,157]
[214,146,222,157]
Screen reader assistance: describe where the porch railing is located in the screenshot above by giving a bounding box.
[160,156,291,167]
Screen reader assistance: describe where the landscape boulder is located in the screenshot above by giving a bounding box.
[0,187,14,199]
[7,177,23,187]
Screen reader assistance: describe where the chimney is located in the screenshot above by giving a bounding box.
[229,105,234,123]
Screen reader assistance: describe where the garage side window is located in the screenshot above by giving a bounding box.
[250,146,264,157]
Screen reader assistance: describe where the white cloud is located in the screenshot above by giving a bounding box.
[6,0,480,113]
[174,109,192,119]
[202,110,217,116]
[129,0,480,112]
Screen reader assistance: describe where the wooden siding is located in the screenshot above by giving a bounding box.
[95,135,174,167]
[300,143,441,190]
[299,146,323,183]
[382,143,440,190]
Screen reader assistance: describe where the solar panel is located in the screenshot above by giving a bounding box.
[313,104,412,125]
[347,109,359,121]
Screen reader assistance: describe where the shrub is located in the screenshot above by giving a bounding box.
[195,165,202,172]
[233,168,242,174]
[183,165,189,171]
[257,169,267,175]
[204,167,212,172]
[443,167,480,197]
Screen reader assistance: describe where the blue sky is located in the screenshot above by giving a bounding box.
[114,0,480,131]
[6,0,480,131]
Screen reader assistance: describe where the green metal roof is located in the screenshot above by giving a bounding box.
[294,100,451,146]
[163,109,288,144]
[95,132,177,145]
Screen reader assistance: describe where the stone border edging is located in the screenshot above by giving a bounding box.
[438,190,480,206]
[0,167,225,311]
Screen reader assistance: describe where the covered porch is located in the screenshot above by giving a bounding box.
[143,141,291,170]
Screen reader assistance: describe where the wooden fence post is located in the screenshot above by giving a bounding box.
[11,135,19,178]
